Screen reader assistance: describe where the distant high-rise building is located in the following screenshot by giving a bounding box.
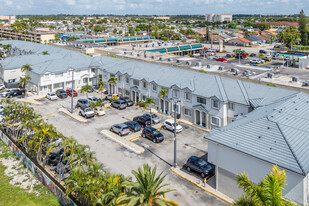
[205,13,232,22]
[0,15,16,24]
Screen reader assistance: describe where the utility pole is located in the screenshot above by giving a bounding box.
[71,69,74,114]
[173,100,180,168]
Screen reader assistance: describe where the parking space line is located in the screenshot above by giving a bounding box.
[128,134,141,141]
[46,111,59,116]
[171,167,233,205]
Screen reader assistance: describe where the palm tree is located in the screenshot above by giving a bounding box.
[144,97,156,126]
[97,80,106,98]
[235,165,294,206]
[108,77,118,94]
[80,84,92,98]
[19,74,32,88]
[21,64,32,73]
[117,164,179,206]
[159,89,168,113]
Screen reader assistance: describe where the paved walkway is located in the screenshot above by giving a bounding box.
[16,94,45,105]
[100,130,144,154]
[171,167,234,205]
[58,108,87,123]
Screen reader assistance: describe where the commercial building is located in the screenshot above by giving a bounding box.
[0,27,55,43]
[79,36,155,46]
[147,44,203,56]
[205,13,232,22]
[0,15,16,24]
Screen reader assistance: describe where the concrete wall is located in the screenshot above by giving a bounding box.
[208,141,306,205]
[3,68,23,83]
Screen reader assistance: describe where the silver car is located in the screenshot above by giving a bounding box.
[111,99,127,110]
[110,123,130,136]
[143,113,161,124]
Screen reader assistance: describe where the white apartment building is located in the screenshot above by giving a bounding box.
[205,13,232,22]
[0,40,299,131]
[0,15,16,24]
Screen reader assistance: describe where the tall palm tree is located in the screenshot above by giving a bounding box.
[80,84,92,98]
[19,74,32,88]
[97,80,106,99]
[117,164,179,206]
[21,64,32,73]
[108,77,118,94]
[144,97,156,126]
[235,165,294,206]
[159,89,168,113]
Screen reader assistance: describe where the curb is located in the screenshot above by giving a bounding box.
[170,167,233,205]
[58,108,87,123]
[100,130,144,154]
[16,99,43,105]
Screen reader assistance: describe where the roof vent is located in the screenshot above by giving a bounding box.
[267,127,270,130]
[258,136,261,139]
[274,140,277,143]
[270,147,272,150]
[295,108,298,110]
[293,101,296,103]
[306,101,309,103]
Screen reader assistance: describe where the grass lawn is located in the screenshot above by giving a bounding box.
[0,140,61,206]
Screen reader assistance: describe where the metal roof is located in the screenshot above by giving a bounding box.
[205,92,309,176]
[80,36,154,43]
[148,44,202,54]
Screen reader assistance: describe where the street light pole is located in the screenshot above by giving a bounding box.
[71,69,74,114]
[173,100,179,168]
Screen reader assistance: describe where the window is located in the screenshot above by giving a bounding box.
[126,77,129,84]
[8,79,16,83]
[118,88,122,93]
[55,72,63,78]
[197,97,206,104]
[211,117,220,126]
[185,92,191,101]
[142,95,146,101]
[173,89,179,98]
[212,100,219,109]
[125,90,130,96]
[118,75,121,81]
[44,74,50,79]
[228,102,234,110]
[110,74,115,77]
[152,84,157,91]
[184,108,192,116]
[143,81,147,89]
[133,80,139,86]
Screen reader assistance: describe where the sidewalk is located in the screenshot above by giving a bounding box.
[100,130,144,154]
[58,108,87,123]
[16,95,45,105]
[171,167,234,205]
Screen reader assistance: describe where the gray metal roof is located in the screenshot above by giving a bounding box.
[206,92,309,176]
[0,40,300,106]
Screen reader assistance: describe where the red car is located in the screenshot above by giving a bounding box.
[66,89,78,97]
[215,58,227,62]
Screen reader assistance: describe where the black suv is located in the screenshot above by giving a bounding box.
[120,96,134,106]
[7,88,25,98]
[185,156,214,178]
[133,116,151,128]
[56,89,68,98]
[142,127,164,143]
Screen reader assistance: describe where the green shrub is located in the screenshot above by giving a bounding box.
[199,69,207,73]
[266,83,277,87]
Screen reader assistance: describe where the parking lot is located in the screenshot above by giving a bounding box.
[28,91,229,206]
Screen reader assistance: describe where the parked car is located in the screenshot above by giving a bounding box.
[124,121,141,132]
[88,96,98,103]
[250,59,259,64]
[143,113,161,124]
[56,89,67,98]
[225,53,233,58]
[284,56,290,60]
[111,99,127,110]
[133,116,151,128]
[110,123,130,136]
[249,53,256,57]
[6,88,25,98]
[76,99,89,108]
[185,156,215,178]
[93,107,105,116]
[142,127,164,143]
[66,89,78,97]
[46,92,58,101]
[106,94,118,101]
[163,119,183,133]
[1,89,11,97]
[79,105,95,119]
[265,55,272,59]
[120,96,134,106]
[215,58,227,62]
[259,50,267,54]
[0,84,5,90]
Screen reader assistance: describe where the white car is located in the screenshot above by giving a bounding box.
[46,93,58,101]
[93,107,106,116]
[250,59,259,64]
[0,84,5,90]
[163,119,183,133]
[88,96,98,103]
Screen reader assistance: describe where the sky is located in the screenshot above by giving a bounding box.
[0,0,308,15]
